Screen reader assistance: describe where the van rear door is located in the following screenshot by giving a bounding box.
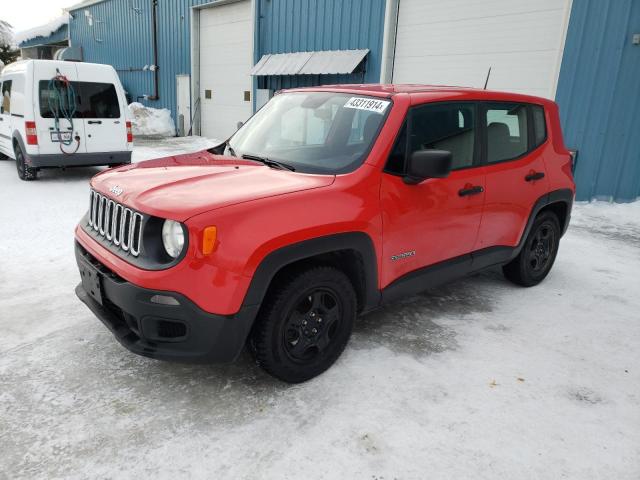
[75,67,128,154]
[34,62,87,155]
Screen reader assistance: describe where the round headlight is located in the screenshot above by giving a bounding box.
[162,219,185,258]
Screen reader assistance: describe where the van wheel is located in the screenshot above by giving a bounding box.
[503,211,561,287]
[249,266,357,383]
[15,145,37,181]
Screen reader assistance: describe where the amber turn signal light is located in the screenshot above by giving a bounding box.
[202,226,217,255]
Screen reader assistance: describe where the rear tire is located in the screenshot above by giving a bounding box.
[503,211,561,287]
[15,145,37,181]
[249,266,357,383]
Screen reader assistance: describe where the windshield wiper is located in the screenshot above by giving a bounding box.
[242,154,296,171]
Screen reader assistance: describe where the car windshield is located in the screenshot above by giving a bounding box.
[227,92,391,174]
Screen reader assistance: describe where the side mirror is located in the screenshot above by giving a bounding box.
[404,149,452,185]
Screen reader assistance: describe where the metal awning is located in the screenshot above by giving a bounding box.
[250,49,369,76]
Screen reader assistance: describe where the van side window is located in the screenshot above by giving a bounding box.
[1,80,12,114]
[410,102,476,170]
[532,105,547,147]
[485,103,528,163]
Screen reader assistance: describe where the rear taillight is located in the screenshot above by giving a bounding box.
[25,121,38,145]
[126,121,133,143]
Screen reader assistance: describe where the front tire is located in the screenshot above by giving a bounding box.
[503,211,561,287]
[249,266,357,383]
[15,145,37,181]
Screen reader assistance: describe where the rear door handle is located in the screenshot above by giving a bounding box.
[458,185,484,197]
[88,120,102,125]
[525,172,545,182]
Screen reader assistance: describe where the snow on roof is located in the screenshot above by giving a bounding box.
[65,0,109,12]
[14,14,70,46]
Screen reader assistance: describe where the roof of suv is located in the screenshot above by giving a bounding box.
[282,84,554,105]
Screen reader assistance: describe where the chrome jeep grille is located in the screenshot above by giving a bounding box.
[87,189,143,256]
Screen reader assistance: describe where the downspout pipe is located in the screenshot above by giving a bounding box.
[148,0,160,101]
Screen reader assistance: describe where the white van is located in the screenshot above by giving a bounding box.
[0,60,133,180]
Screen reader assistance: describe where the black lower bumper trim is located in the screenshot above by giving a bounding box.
[75,243,258,363]
[29,151,132,168]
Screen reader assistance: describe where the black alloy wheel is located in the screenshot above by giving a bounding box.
[249,266,357,383]
[503,211,561,287]
[526,222,556,273]
[283,288,342,362]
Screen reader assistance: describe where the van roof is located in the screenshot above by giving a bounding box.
[1,60,116,76]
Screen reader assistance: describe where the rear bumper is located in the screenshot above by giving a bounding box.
[28,151,132,168]
[75,243,258,363]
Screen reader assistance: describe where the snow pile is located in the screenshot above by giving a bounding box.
[0,20,13,47]
[14,14,69,46]
[128,102,176,137]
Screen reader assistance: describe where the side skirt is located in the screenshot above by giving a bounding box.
[380,246,514,305]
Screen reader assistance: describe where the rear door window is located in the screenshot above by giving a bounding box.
[485,103,529,163]
[39,81,121,119]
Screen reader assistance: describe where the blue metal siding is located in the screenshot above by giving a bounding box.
[69,0,214,124]
[69,0,387,130]
[555,0,640,202]
[256,0,386,91]
[18,24,69,48]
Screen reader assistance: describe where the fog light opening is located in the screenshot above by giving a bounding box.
[150,294,180,306]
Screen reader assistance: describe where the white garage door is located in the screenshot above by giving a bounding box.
[392,0,572,98]
[199,0,252,140]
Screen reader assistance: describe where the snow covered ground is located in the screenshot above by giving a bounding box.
[0,137,638,479]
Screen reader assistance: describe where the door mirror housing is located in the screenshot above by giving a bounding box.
[403,149,453,185]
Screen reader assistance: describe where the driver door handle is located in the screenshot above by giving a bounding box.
[458,185,484,197]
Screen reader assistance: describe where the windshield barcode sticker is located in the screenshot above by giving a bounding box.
[344,97,390,114]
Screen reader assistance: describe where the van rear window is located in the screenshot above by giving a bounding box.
[39,81,121,119]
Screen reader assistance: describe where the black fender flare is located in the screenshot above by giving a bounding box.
[11,132,27,159]
[241,231,380,313]
[512,188,574,259]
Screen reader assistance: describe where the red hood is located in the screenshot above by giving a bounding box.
[91,151,335,221]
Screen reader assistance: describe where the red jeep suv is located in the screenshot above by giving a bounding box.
[75,85,575,383]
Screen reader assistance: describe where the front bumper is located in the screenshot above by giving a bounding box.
[75,243,258,363]
[29,151,132,168]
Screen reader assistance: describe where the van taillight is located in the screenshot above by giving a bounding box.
[126,121,133,143]
[25,122,38,145]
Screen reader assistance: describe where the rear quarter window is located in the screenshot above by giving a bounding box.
[532,105,547,147]
[39,81,121,119]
